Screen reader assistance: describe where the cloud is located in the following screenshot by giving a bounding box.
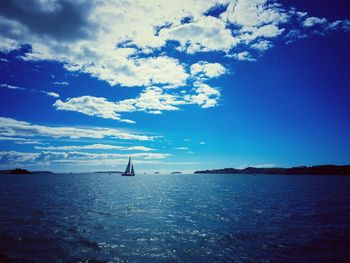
[15,140,46,145]
[221,0,289,29]
[53,81,69,85]
[127,146,155,152]
[159,15,239,53]
[0,136,46,145]
[175,147,189,150]
[44,91,60,98]
[130,86,186,112]
[0,83,25,90]
[53,87,185,120]
[0,1,197,88]
[0,151,39,164]
[0,136,25,141]
[190,61,226,79]
[187,83,221,108]
[34,144,155,152]
[0,83,60,98]
[0,0,93,40]
[54,82,222,121]
[0,116,154,141]
[229,51,256,61]
[301,16,350,33]
[303,17,327,27]
[0,0,349,119]
[251,40,273,51]
[220,0,288,50]
[0,1,348,65]
[199,141,206,145]
[0,150,169,168]
[54,96,136,123]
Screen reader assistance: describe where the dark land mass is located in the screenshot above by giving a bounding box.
[0,169,53,174]
[94,171,123,174]
[194,165,350,175]
[171,172,182,174]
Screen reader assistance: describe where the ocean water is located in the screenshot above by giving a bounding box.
[0,173,350,262]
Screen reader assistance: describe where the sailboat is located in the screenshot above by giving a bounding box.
[121,156,135,176]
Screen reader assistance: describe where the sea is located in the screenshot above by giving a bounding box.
[0,173,350,262]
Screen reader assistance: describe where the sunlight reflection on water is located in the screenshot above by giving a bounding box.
[0,173,350,262]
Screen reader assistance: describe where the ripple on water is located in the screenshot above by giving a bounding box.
[0,173,350,262]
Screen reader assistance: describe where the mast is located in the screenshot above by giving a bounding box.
[122,156,135,176]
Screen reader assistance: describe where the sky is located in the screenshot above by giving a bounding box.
[0,0,350,173]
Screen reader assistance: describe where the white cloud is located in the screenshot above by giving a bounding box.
[221,0,288,47]
[303,17,327,27]
[127,146,155,152]
[175,147,188,150]
[199,141,206,145]
[251,40,272,51]
[148,110,162,115]
[0,116,154,141]
[0,1,348,74]
[1,83,60,98]
[0,0,215,88]
[0,150,169,168]
[0,151,39,164]
[54,96,135,123]
[229,51,256,61]
[0,136,26,141]
[159,15,239,53]
[301,16,350,33]
[0,83,25,90]
[284,29,308,44]
[44,91,60,98]
[341,20,350,31]
[53,81,69,85]
[53,86,191,121]
[0,0,349,121]
[131,86,186,112]
[54,81,222,121]
[187,83,221,108]
[35,144,155,151]
[190,61,226,79]
[0,136,45,145]
[15,140,46,145]
[221,0,289,28]
[132,56,188,87]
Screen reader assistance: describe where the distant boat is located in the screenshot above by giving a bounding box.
[121,157,135,176]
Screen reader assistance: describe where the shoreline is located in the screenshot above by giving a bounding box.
[194,165,350,175]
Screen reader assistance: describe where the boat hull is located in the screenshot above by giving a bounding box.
[121,173,135,176]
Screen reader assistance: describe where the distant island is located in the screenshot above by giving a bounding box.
[194,165,350,175]
[0,169,53,174]
[171,171,182,174]
[94,171,123,174]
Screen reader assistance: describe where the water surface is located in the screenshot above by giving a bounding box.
[0,173,350,262]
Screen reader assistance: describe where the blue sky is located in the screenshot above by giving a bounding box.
[0,0,350,173]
